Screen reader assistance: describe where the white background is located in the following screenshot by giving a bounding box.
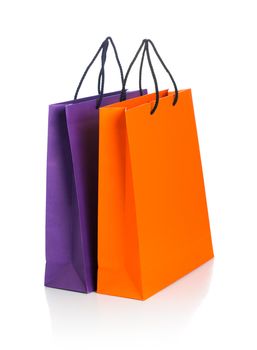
[0,0,256,349]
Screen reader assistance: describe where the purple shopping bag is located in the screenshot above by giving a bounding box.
[44,36,147,293]
[44,90,144,293]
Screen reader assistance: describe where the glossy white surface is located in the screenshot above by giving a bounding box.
[1,0,257,349]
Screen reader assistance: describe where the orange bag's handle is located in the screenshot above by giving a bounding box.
[74,37,124,108]
[120,39,146,102]
[121,39,179,114]
[139,43,147,96]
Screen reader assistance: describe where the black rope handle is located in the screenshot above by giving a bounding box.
[145,41,160,114]
[121,39,179,114]
[74,39,107,100]
[139,43,147,96]
[74,37,124,108]
[95,40,109,109]
[97,36,124,98]
[120,39,146,102]
[97,40,109,95]
[147,39,178,107]
[120,39,159,114]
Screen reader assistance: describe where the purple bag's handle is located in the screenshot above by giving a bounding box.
[74,38,108,100]
[97,41,109,96]
[74,37,124,108]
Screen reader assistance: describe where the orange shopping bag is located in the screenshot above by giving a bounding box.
[97,39,214,300]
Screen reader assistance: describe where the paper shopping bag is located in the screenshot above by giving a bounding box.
[45,90,145,293]
[97,39,213,300]
[45,36,146,293]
